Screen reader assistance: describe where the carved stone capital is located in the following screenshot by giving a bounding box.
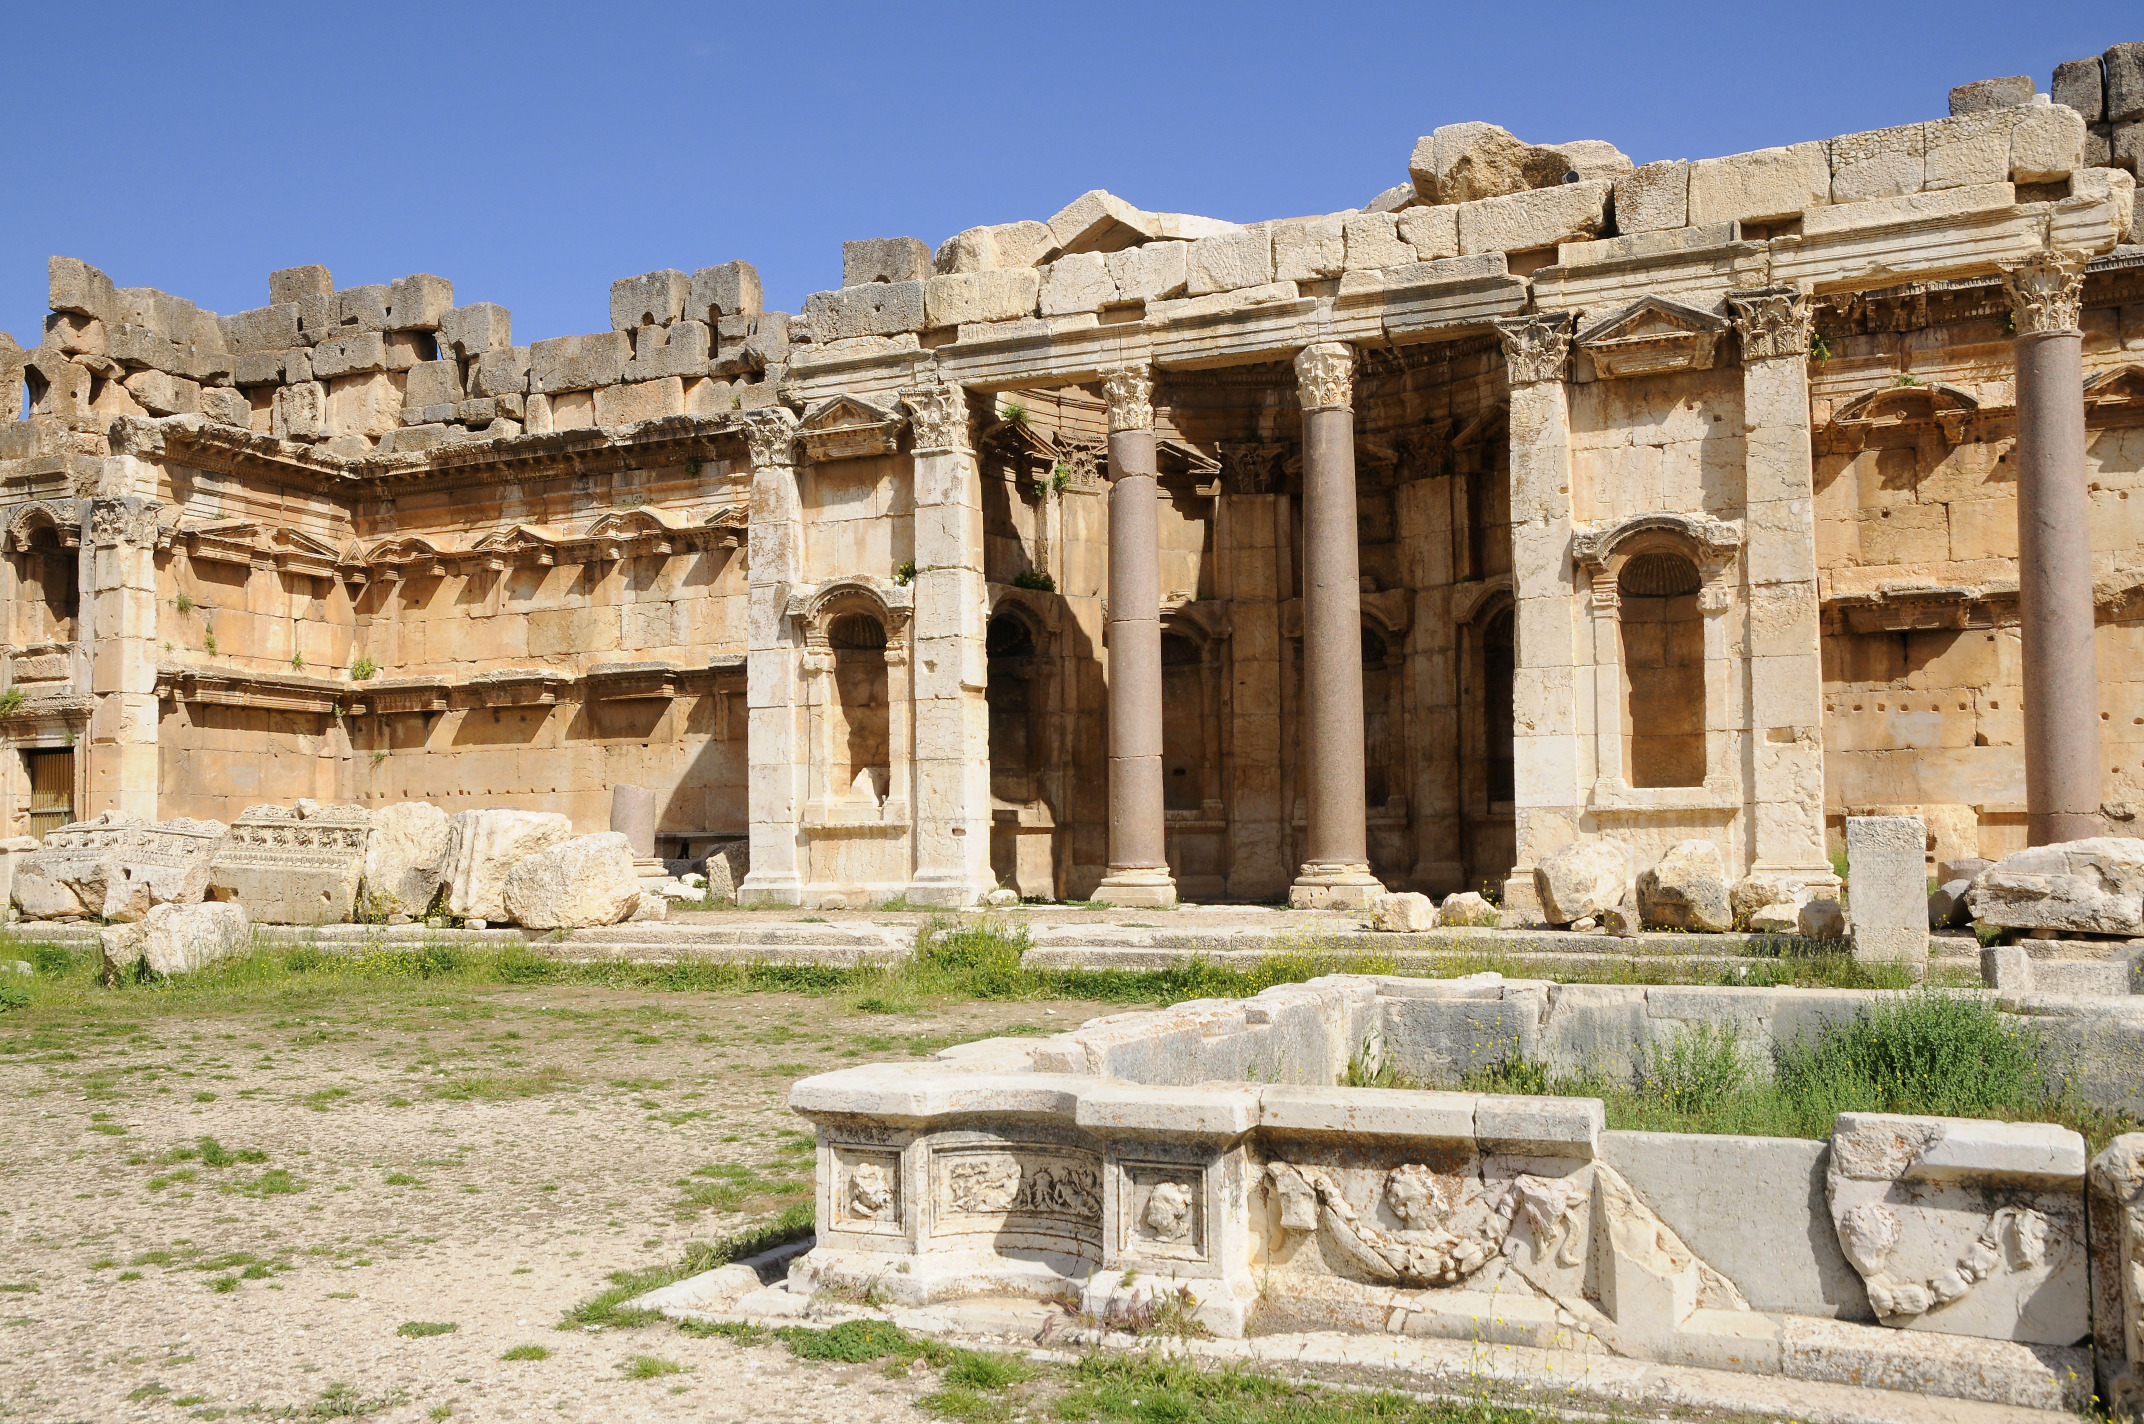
[899,379,972,454]
[2001,250,2089,336]
[1726,286,1814,363]
[88,497,163,549]
[1492,313,1575,386]
[1100,364,1154,433]
[1294,341,1355,412]
[741,407,800,470]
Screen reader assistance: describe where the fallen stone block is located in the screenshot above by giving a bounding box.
[102,901,251,983]
[442,809,574,922]
[207,801,373,925]
[1409,122,1574,204]
[1967,837,2144,935]
[1437,890,1500,927]
[1638,839,1732,933]
[502,832,642,929]
[13,815,225,922]
[360,801,451,919]
[1534,839,1630,926]
[1846,815,1928,963]
[1371,891,1436,932]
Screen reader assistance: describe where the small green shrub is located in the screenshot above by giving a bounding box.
[1643,1021,1750,1115]
[1010,569,1055,592]
[350,654,377,681]
[396,1321,457,1338]
[0,688,23,717]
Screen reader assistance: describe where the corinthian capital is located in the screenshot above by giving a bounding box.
[1492,313,1575,386]
[1100,364,1154,433]
[1294,342,1355,413]
[2001,250,2089,336]
[899,378,972,453]
[1726,285,1814,362]
[741,407,800,470]
[89,496,164,549]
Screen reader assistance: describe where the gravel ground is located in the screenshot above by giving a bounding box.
[0,979,1101,1423]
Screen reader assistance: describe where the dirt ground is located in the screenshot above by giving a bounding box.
[0,980,1110,1423]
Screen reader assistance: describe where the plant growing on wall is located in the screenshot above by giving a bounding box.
[202,627,217,656]
[999,402,1028,426]
[893,562,917,586]
[0,688,23,717]
[173,591,194,614]
[350,654,377,681]
[290,652,305,671]
[1011,569,1055,592]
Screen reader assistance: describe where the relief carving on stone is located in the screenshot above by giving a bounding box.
[1294,342,1356,413]
[899,380,972,454]
[1100,365,1154,433]
[1491,313,1575,386]
[89,497,165,549]
[936,1150,1102,1223]
[2000,250,2089,336]
[742,406,801,469]
[1726,286,1815,363]
[1123,1166,1206,1258]
[1217,442,1291,496]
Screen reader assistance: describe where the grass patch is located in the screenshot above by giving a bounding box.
[621,1353,686,1379]
[310,1382,409,1418]
[1056,1353,1557,1423]
[396,1320,457,1338]
[676,1162,811,1216]
[500,1343,550,1361]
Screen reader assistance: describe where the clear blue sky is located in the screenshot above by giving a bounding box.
[0,1,2127,352]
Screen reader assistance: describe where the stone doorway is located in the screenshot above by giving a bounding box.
[24,748,73,841]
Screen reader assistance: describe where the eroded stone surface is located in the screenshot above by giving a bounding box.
[207,801,372,926]
[441,810,574,923]
[502,831,642,929]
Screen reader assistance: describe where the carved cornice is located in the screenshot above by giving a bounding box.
[2001,250,2089,336]
[741,407,800,469]
[1492,313,1575,386]
[1100,364,1155,433]
[1293,342,1355,413]
[1726,286,1814,363]
[899,380,972,454]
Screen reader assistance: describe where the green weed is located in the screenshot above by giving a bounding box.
[500,1344,549,1361]
[396,1320,457,1338]
[621,1354,684,1379]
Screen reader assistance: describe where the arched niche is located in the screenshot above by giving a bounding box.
[6,504,80,646]
[794,578,912,831]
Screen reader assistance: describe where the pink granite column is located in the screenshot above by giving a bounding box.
[1095,364,1176,907]
[2003,250,2102,845]
[1288,342,1383,910]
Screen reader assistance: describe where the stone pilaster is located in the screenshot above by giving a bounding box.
[83,491,162,820]
[2003,249,2102,845]
[1728,285,1834,885]
[1288,341,1384,910]
[1494,312,1578,919]
[901,377,995,906]
[1095,362,1175,907]
[737,407,806,906]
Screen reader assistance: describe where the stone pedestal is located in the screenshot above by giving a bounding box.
[1288,343,1383,911]
[611,783,657,857]
[1493,315,1579,921]
[1844,814,1928,967]
[902,379,995,908]
[2003,251,2103,847]
[737,409,807,907]
[1094,365,1175,908]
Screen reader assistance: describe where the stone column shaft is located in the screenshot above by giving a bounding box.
[737,408,806,906]
[1095,365,1175,907]
[1289,342,1382,909]
[2005,251,2102,846]
[83,481,163,821]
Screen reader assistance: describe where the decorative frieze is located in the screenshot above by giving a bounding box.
[156,666,347,716]
[1570,511,1743,574]
[466,668,575,707]
[207,801,374,926]
[350,677,450,715]
[1491,312,1575,386]
[2001,249,2090,336]
[585,661,680,701]
[1100,364,1155,432]
[1293,342,1355,412]
[1726,285,1815,362]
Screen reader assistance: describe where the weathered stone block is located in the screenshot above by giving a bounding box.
[2011,102,2086,182]
[13,815,226,921]
[1037,254,1115,317]
[1829,123,1925,202]
[1409,122,1567,204]
[1924,110,2020,190]
[310,331,388,380]
[1534,838,1630,925]
[207,801,373,926]
[1613,160,1690,234]
[2087,1134,2143,1414]
[626,319,710,381]
[101,902,250,982]
[1106,242,1190,301]
[269,265,332,305]
[689,260,763,323]
[529,331,631,394]
[1272,216,1346,281]
[441,809,574,922]
[610,269,690,331]
[272,381,328,440]
[1845,815,1928,963]
[1185,227,1273,295]
[1456,179,1611,255]
[1437,890,1500,927]
[593,377,685,426]
[403,359,462,410]
[1950,75,2035,115]
[325,371,402,438]
[386,274,453,331]
[336,284,392,333]
[123,369,199,416]
[843,237,932,286]
[803,282,926,340]
[1637,839,1732,932]
[1047,190,1162,254]
[925,268,1042,327]
[1687,142,1830,225]
[1370,891,1436,931]
[1967,837,2144,934]
[441,303,511,359]
[49,256,116,321]
[2055,57,2105,122]
[1340,211,1413,270]
[933,221,1053,274]
[2109,42,2144,123]
[1395,205,1459,259]
[502,831,641,929]
[471,344,531,397]
[198,387,249,429]
[217,304,300,353]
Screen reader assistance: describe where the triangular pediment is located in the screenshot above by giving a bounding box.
[264,527,343,561]
[799,393,905,461]
[1577,296,1727,347]
[801,394,900,432]
[2085,364,2144,408]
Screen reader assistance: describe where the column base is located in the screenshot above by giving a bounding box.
[736,870,802,908]
[902,871,997,910]
[1500,871,1544,923]
[1289,861,1384,911]
[1093,866,1177,909]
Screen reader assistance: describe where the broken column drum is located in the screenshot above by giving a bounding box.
[1289,341,1383,910]
[1095,364,1176,908]
[2003,250,2102,846]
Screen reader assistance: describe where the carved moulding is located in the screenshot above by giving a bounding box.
[1100,364,1155,432]
[899,380,973,454]
[1825,1112,2089,1343]
[798,394,906,462]
[2,499,83,552]
[1574,297,1728,379]
[2083,363,2144,421]
[1294,342,1356,412]
[2001,249,2090,336]
[1820,381,1982,453]
[155,665,347,716]
[466,667,574,707]
[1492,312,1576,386]
[1569,511,1742,576]
[1726,285,1815,363]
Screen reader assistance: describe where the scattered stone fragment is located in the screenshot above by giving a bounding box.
[1637,840,1733,933]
